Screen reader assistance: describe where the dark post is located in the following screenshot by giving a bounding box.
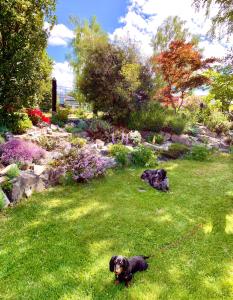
[52,77,57,113]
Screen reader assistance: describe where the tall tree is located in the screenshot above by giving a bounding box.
[0,0,55,117]
[152,16,200,54]
[70,16,108,103]
[153,40,215,112]
[193,0,233,37]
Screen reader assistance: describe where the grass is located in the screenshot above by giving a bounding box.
[0,155,233,299]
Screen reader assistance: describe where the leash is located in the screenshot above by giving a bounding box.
[150,223,203,256]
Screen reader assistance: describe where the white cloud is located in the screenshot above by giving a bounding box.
[52,61,74,89]
[45,22,74,47]
[111,0,230,58]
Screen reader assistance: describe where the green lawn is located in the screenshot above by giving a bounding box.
[0,155,233,300]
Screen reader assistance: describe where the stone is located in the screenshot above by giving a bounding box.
[51,124,58,131]
[171,134,192,146]
[0,176,8,184]
[9,172,45,203]
[143,142,172,152]
[47,128,53,135]
[5,132,14,141]
[0,164,18,176]
[0,188,10,208]
[96,139,105,149]
[33,165,46,176]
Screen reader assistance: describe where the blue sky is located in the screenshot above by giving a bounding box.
[48,0,230,88]
[47,0,127,62]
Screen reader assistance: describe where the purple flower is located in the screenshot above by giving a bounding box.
[0,139,45,165]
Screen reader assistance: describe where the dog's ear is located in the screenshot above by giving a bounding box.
[122,257,129,271]
[161,169,167,179]
[109,256,117,272]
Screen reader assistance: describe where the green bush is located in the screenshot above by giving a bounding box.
[205,111,230,134]
[165,114,187,135]
[89,119,111,133]
[109,144,131,167]
[0,135,5,144]
[131,145,156,167]
[0,190,4,210]
[38,136,57,151]
[129,102,166,132]
[11,113,32,134]
[0,126,8,134]
[146,133,164,144]
[70,137,86,148]
[52,108,70,126]
[186,145,211,161]
[6,165,20,179]
[163,143,189,159]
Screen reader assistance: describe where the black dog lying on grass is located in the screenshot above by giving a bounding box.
[141,169,169,192]
[109,255,149,287]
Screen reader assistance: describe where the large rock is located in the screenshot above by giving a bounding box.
[33,165,46,176]
[96,139,105,149]
[9,172,45,203]
[0,188,10,208]
[171,134,192,146]
[143,142,172,152]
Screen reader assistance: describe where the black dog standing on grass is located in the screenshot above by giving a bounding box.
[141,169,169,192]
[109,255,149,287]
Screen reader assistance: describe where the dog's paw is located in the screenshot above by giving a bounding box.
[114,280,120,285]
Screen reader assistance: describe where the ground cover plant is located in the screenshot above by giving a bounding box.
[0,155,232,299]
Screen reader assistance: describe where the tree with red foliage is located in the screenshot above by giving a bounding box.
[153,40,216,112]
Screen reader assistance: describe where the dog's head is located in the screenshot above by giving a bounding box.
[109,256,129,275]
[156,169,167,181]
[141,170,151,181]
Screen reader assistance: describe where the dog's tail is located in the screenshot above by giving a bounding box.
[141,255,150,259]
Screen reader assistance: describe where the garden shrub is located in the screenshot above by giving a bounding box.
[0,135,5,144]
[38,136,57,151]
[26,108,51,125]
[205,111,230,134]
[6,165,20,179]
[0,190,4,210]
[87,119,112,140]
[109,144,131,167]
[146,133,164,144]
[162,143,189,159]
[186,145,211,161]
[185,125,200,137]
[129,102,166,132]
[69,137,86,148]
[165,114,187,135]
[0,139,45,165]
[51,108,70,126]
[66,147,113,181]
[0,126,8,135]
[129,131,142,145]
[131,145,156,167]
[11,113,33,134]
[66,120,89,134]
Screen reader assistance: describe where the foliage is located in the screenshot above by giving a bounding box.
[128,131,142,145]
[0,1,55,118]
[66,120,88,134]
[27,108,51,125]
[51,108,70,127]
[129,101,166,132]
[165,113,187,135]
[6,165,20,179]
[0,139,45,165]
[0,136,5,144]
[69,137,87,148]
[65,147,113,181]
[38,136,57,151]
[153,40,215,112]
[131,145,157,167]
[11,113,33,134]
[147,133,164,145]
[162,143,190,159]
[0,190,4,210]
[78,41,153,124]
[87,119,112,140]
[186,145,211,161]
[205,111,231,134]
[152,16,200,54]
[204,69,233,112]
[193,0,233,37]
[109,144,131,167]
